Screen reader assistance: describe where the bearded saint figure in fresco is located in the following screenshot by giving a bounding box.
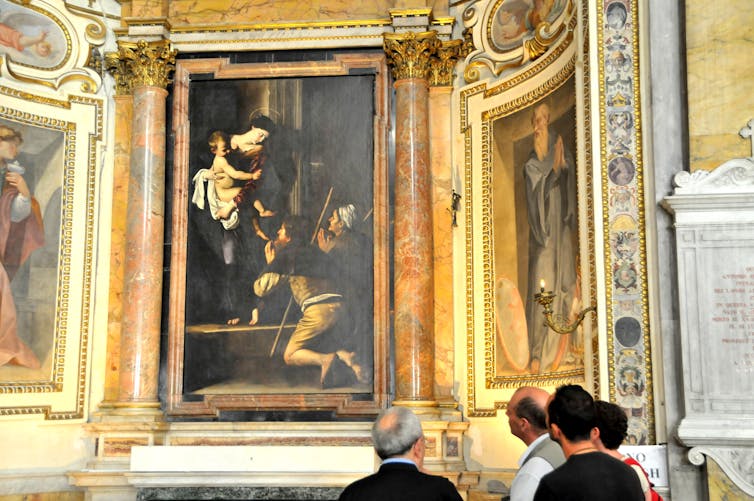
[523,103,577,373]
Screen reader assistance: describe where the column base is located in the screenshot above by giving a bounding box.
[94,400,164,422]
[392,399,438,409]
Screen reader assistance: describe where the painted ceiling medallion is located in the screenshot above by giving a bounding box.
[461,0,575,82]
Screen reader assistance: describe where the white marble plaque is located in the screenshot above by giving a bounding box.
[663,123,754,495]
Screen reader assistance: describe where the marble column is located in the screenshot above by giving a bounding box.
[428,40,463,408]
[384,31,441,407]
[105,94,133,404]
[103,50,138,405]
[110,40,176,412]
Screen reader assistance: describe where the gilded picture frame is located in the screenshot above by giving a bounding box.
[458,0,596,416]
[166,53,391,418]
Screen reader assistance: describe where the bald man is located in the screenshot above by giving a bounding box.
[504,387,565,501]
[338,406,462,501]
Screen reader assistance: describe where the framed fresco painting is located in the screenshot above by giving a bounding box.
[0,86,102,419]
[166,53,391,418]
[490,74,588,382]
[459,0,597,416]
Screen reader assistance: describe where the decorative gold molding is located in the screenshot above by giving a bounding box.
[105,40,177,93]
[597,0,655,443]
[383,31,440,81]
[64,2,122,22]
[525,21,567,61]
[575,0,599,399]
[431,16,456,27]
[429,39,464,87]
[461,27,475,59]
[389,8,433,18]
[168,19,392,32]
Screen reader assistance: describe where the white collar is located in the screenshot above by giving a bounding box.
[518,433,551,466]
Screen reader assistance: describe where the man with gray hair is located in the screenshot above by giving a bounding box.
[317,203,373,384]
[504,386,565,501]
[338,406,463,501]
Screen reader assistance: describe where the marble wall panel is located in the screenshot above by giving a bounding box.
[105,96,133,402]
[686,0,754,171]
[128,0,449,27]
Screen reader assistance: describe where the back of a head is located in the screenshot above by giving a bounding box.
[371,406,423,460]
[512,386,550,433]
[337,204,357,231]
[594,400,628,450]
[547,384,595,442]
[516,396,548,432]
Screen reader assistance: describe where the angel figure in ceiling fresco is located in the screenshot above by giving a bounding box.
[490,0,566,50]
[0,1,63,67]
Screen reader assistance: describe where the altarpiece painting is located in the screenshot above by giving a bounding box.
[166,54,390,418]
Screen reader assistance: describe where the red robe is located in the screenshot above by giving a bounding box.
[0,23,25,52]
[0,184,44,368]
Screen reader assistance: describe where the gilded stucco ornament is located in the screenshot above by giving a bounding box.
[525,20,567,61]
[383,31,441,81]
[460,0,575,83]
[105,40,177,94]
[104,50,132,96]
[429,39,464,87]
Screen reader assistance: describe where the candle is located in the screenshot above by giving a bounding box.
[540,279,546,291]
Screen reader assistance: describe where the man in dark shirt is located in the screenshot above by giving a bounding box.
[338,406,463,501]
[533,385,644,501]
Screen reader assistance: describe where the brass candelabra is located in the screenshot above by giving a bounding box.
[449,189,462,227]
[534,281,596,335]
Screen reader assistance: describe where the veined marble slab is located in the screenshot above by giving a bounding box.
[130,445,377,473]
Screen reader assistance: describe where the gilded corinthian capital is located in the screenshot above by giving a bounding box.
[429,39,464,87]
[105,40,177,94]
[383,31,441,82]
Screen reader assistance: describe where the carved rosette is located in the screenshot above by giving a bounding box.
[384,31,441,81]
[429,39,464,87]
[105,40,177,94]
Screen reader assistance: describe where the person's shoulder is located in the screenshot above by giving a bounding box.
[583,452,643,480]
[337,473,377,500]
[419,470,463,496]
